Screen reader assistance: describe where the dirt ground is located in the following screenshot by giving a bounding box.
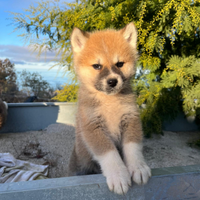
[0,123,200,178]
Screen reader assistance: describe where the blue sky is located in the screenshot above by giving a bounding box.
[0,0,73,88]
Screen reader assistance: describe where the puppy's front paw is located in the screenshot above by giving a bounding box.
[106,166,131,195]
[124,143,151,185]
[128,162,151,185]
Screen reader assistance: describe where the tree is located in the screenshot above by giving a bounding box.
[12,0,200,136]
[0,59,18,98]
[19,70,54,99]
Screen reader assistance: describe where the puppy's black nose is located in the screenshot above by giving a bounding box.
[107,79,118,87]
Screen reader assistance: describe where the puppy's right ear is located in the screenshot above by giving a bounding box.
[71,28,90,53]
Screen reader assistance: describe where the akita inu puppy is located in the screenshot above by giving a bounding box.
[67,22,151,194]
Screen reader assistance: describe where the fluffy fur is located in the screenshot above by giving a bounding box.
[67,23,151,194]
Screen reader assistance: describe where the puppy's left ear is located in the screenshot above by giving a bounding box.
[120,22,137,49]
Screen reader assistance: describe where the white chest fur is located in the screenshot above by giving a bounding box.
[96,95,134,139]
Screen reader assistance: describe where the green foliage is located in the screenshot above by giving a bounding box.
[12,0,200,136]
[140,87,182,137]
[162,56,200,117]
[52,83,78,102]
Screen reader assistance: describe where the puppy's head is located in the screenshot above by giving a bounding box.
[71,23,138,95]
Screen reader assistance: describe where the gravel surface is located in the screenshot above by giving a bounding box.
[143,131,200,168]
[0,123,200,178]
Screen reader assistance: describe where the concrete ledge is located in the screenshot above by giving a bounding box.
[7,102,76,107]
[0,103,77,133]
[163,111,199,132]
[0,165,200,200]
[1,103,198,133]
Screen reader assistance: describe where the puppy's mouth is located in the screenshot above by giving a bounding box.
[105,88,121,95]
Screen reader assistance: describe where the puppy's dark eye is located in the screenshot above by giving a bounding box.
[92,64,102,70]
[116,62,124,68]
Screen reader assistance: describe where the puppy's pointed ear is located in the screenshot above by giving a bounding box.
[71,28,90,53]
[120,22,137,49]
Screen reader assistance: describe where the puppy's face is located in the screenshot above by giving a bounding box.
[71,23,138,95]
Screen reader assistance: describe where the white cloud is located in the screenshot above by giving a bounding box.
[0,44,60,64]
[0,44,70,87]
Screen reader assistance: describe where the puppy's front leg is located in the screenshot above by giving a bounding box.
[121,114,151,185]
[82,116,131,194]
